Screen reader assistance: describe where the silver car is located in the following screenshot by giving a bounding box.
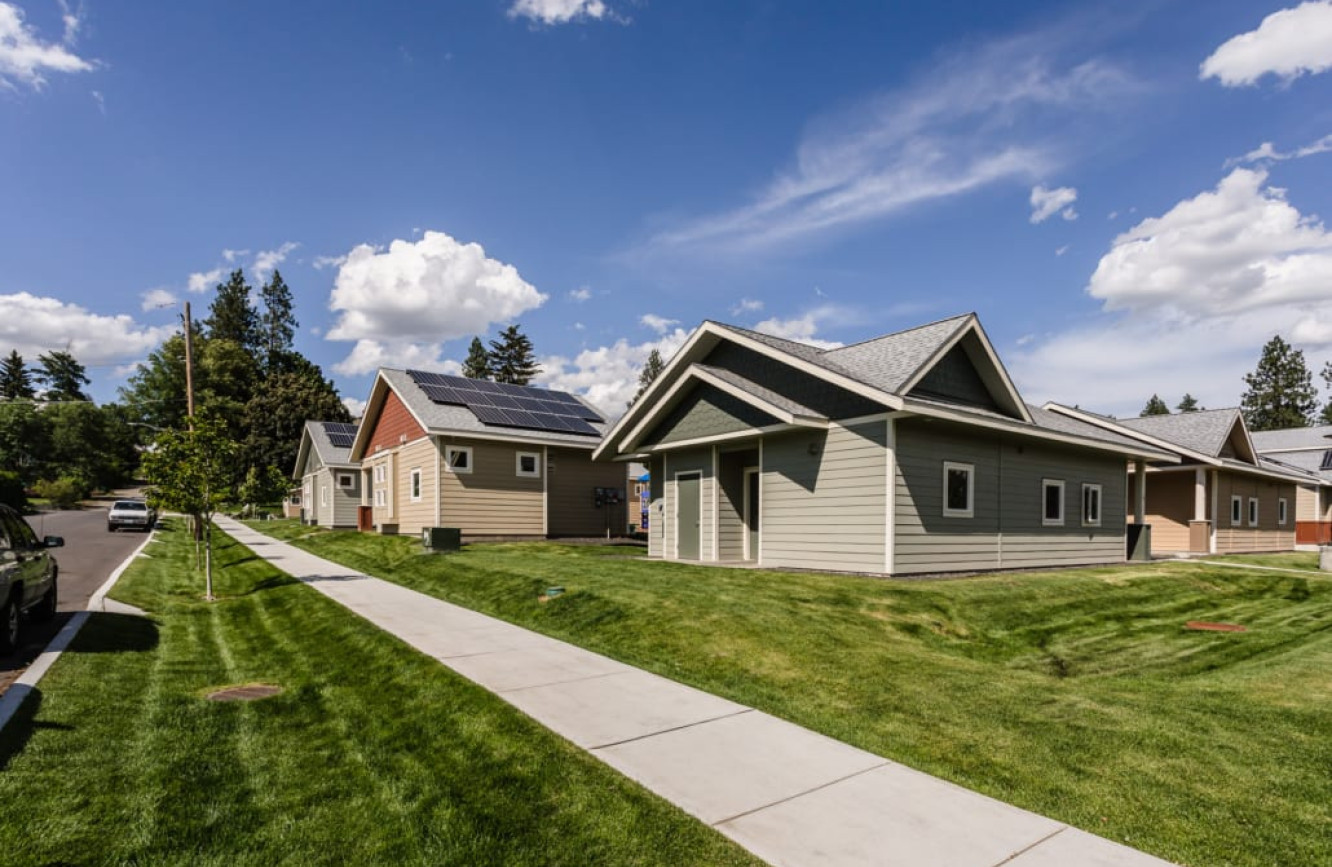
[0,504,63,654]
[107,499,156,533]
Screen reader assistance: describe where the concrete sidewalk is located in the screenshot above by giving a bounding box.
[217,517,1174,867]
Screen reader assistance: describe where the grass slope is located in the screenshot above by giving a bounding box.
[255,521,1332,867]
[0,521,760,867]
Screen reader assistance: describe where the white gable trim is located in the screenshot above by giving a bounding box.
[1043,403,1212,465]
[350,373,433,462]
[897,315,1033,424]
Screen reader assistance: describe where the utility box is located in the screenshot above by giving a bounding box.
[1127,523,1152,562]
[422,527,461,552]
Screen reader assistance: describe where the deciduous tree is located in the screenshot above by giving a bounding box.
[243,357,351,476]
[1241,335,1317,431]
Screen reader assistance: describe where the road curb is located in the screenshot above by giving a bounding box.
[0,529,156,735]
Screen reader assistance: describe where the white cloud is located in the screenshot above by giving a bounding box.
[731,298,764,315]
[187,267,225,293]
[312,254,346,271]
[643,33,1130,254]
[253,241,298,283]
[0,1,94,90]
[1226,133,1332,167]
[1055,244,1070,256]
[1011,167,1332,415]
[538,329,693,418]
[751,309,845,350]
[1030,184,1078,223]
[332,340,464,377]
[341,396,367,418]
[508,0,612,25]
[567,286,592,302]
[90,88,103,114]
[1201,1,1332,87]
[140,288,177,311]
[639,313,679,335]
[222,248,249,264]
[326,231,546,374]
[0,292,171,367]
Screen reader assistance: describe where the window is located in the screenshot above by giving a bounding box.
[303,484,311,503]
[337,472,355,489]
[374,489,386,507]
[516,451,540,478]
[1279,497,1288,526]
[942,462,974,518]
[1082,484,1102,527]
[410,468,422,501]
[373,464,386,483]
[1248,497,1259,527]
[1042,479,1064,526]
[1231,495,1242,526]
[446,446,473,474]
[320,486,329,507]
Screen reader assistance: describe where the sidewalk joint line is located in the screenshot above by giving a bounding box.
[990,825,1068,866]
[711,760,890,828]
[492,668,632,693]
[589,708,755,750]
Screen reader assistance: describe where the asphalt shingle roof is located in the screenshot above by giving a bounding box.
[820,315,973,393]
[305,420,358,467]
[1251,424,1332,452]
[693,363,823,418]
[1117,408,1243,458]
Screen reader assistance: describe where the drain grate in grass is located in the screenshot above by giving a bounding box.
[1185,621,1247,633]
[205,683,284,701]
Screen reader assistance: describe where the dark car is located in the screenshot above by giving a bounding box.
[0,503,63,654]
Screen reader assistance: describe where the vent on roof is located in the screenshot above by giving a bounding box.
[1321,450,1332,471]
[406,370,603,436]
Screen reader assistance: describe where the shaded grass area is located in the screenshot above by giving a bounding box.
[255,520,1332,867]
[0,520,760,867]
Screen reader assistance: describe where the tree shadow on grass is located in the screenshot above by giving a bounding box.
[73,613,160,654]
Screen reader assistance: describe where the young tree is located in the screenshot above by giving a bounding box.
[1241,335,1317,431]
[142,415,238,601]
[631,348,665,405]
[489,324,540,385]
[462,337,492,380]
[1139,394,1170,417]
[35,350,91,402]
[259,269,299,373]
[237,464,290,516]
[1176,394,1201,413]
[119,333,191,431]
[203,269,260,353]
[0,351,35,400]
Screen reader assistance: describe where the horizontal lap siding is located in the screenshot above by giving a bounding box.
[547,447,628,537]
[717,456,746,561]
[1214,473,1296,553]
[665,448,713,560]
[331,469,361,528]
[894,420,1126,574]
[648,456,664,557]
[1138,472,1193,553]
[440,438,543,537]
[394,438,438,536]
[762,421,886,572]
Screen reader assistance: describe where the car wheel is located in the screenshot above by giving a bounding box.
[35,576,57,622]
[107,524,115,533]
[0,593,19,654]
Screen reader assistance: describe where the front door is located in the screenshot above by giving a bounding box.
[743,468,759,561]
[676,473,701,560]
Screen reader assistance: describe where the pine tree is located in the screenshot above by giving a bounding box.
[203,269,260,353]
[1139,394,1169,417]
[0,351,35,400]
[1321,362,1332,426]
[1176,394,1201,413]
[36,350,91,402]
[1240,335,1317,431]
[489,325,540,385]
[630,348,665,406]
[259,269,298,373]
[462,337,492,380]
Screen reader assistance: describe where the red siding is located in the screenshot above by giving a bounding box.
[367,389,426,453]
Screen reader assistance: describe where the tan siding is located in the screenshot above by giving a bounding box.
[1296,485,1320,522]
[762,420,887,571]
[394,437,439,536]
[1138,471,1194,553]
[664,447,713,560]
[367,451,397,526]
[547,448,629,536]
[648,456,664,557]
[440,438,544,537]
[1213,473,1296,553]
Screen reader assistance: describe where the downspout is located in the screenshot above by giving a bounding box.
[996,438,1004,570]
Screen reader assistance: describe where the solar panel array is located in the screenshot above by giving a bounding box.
[1322,449,1332,471]
[406,370,604,437]
[323,422,358,450]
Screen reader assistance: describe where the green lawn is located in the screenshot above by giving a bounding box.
[0,520,760,867]
[253,520,1332,867]
[1202,550,1322,571]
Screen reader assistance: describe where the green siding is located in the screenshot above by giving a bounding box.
[644,385,776,447]
[647,456,665,557]
[663,448,713,559]
[908,343,999,411]
[702,343,882,419]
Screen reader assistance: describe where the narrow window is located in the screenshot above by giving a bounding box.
[410,468,422,501]
[373,464,385,483]
[446,446,473,474]
[515,451,540,478]
[1082,484,1102,527]
[942,462,974,518]
[1248,497,1259,527]
[374,489,386,507]
[1231,495,1242,526]
[320,486,328,507]
[1042,479,1064,526]
[1279,497,1288,526]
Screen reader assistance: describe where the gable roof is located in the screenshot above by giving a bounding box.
[820,315,972,393]
[351,368,610,460]
[293,420,360,477]
[1251,424,1332,453]
[1116,408,1251,460]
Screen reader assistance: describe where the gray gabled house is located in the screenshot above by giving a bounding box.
[1251,424,1332,545]
[293,420,362,528]
[595,314,1176,575]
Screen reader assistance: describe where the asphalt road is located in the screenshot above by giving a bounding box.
[0,507,150,695]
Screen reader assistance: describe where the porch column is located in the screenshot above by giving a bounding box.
[1134,460,1146,524]
[1194,468,1206,520]
[1187,467,1212,554]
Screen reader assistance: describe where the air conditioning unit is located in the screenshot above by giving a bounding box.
[422,526,461,552]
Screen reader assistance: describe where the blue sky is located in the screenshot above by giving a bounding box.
[3,0,1332,418]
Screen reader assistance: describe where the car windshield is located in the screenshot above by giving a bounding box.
[114,501,147,511]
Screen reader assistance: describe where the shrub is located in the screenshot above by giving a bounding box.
[34,476,89,510]
[0,470,26,512]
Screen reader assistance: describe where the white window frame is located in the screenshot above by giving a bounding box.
[337,472,355,489]
[409,468,422,502]
[373,464,386,484]
[446,445,473,474]
[1082,483,1102,527]
[1231,495,1242,526]
[515,451,541,478]
[942,461,974,518]
[319,485,329,508]
[302,483,311,503]
[1278,497,1288,526]
[1041,479,1064,527]
[374,489,386,507]
[1248,497,1259,527]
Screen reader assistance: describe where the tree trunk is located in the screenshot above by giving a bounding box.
[204,514,214,601]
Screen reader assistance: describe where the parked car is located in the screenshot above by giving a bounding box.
[0,503,63,654]
[107,499,156,533]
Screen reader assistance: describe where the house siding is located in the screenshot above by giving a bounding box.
[438,437,545,536]
[716,448,758,561]
[1214,473,1296,552]
[644,385,776,447]
[367,389,426,454]
[547,447,628,536]
[393,437,438,536]
[908,344,999,411]
[648,455,665,557]
[761,420,887,572]
[664,447,713,559]
[1131,471,1195,553]
[893,419,1126,574]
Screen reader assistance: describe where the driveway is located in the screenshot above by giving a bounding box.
[0,508,150,696]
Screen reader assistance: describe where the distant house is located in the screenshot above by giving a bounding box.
[627,463,649,532]
[1045,406,1325,554]
[594,314,1175,575]
[1251,424,1332,546]
[293,420,362,528]
[349,369,626,539]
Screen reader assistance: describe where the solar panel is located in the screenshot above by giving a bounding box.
[405,369,603,437]
[322,422,358,449]
[1322,450,1332,471]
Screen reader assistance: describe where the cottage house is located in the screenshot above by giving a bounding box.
[1248,425,1332,546]
[293,420,362,528]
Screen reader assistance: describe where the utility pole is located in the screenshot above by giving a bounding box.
[183,301,196,427]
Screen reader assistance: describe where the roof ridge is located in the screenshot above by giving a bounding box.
[820,312,973,355]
